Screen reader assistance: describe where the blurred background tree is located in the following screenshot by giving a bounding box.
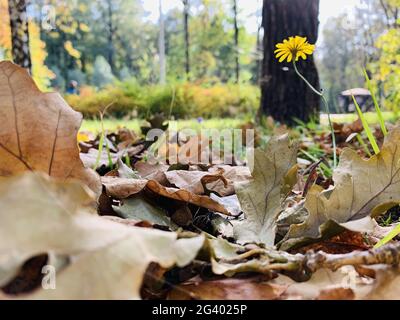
[1,0,400,123]
[368,0,400,112]
[7,0,32,72]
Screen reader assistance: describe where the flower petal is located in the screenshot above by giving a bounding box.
[275,50,288,58]
[279,52,289,63]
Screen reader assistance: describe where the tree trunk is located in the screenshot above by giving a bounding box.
[259,0,320,126]
[182,0,190,80]
[8,0,32,72]
[233,0,240,83]
[159,0,166,84]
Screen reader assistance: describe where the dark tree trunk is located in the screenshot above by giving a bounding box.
[182,0,190,80]
[8,0,32,72]
[233,0,240,83]
[259,0,320,126]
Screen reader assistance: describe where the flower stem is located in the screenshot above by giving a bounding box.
[293,61,337,168]
[321,95,337,168]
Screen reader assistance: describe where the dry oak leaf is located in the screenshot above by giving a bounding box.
[164,170,211,194]
[0,61,100,195]
[364,266,400,300]
[281,127,400,250]
[0,172,204,299]
[271,267,373,300]
[168,277,287,300]
[233,134,298,246]
[101,176,231,215]
[165,165,251,196]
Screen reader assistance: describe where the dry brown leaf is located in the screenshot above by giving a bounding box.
[281,127,400,250]
[101,176,231,215]
[146,180,231,215]
[134,161,169,184]
[272,267,373,300]
[164,170,211,194]
[168,277,287,300]
[364,266,400,300]
[101,176,148,198]
[80,148,119,168]
[317,288,355,300]
[0,172,204,299]
[233,134,298,246]
[164,166,251,196]
[0,61,100,194]
[208,165,252,195]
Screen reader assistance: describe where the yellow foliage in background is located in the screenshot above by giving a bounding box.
[371,27,400,112]
[0,0,11,51]
[64,40,81,59]
[0,0,54,91]
[29,23,56,90]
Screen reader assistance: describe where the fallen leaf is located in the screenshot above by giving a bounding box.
[210,194,242,216]
[291,230,370,254]
[272,267,372,300]
[113,195,177,229]
[281,127,400,250]
[164,170,211,194]
[0,172,204,299]
[168,276,287,300]
[0,61,100,195]
[102,176,148,198]
[135,161,169,184]
[364,266,400,300]
[165,166,251,197]
[206,237,274,277]
[233,134,298,246]
[80,148,119,168]
[146,180,231,215]
[102,176,232,215]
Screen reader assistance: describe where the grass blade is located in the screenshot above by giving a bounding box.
[352,94,380,155]
[355,134,372,157]
[94,131,104,170]
[363,68,388,136]
[374,223,400,248]
[299,149,332,177]
[94,102,115,170]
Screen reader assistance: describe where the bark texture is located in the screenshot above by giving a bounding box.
[8,0,32,72]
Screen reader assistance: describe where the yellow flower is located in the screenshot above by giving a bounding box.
[77,132,91,143]
[274,36,315,63]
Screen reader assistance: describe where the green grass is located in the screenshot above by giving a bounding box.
[320,111,397,125]
[80,118,246,134]
[81,112,399,134]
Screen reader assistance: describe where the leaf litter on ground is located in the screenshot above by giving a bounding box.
[2,61,400,300]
